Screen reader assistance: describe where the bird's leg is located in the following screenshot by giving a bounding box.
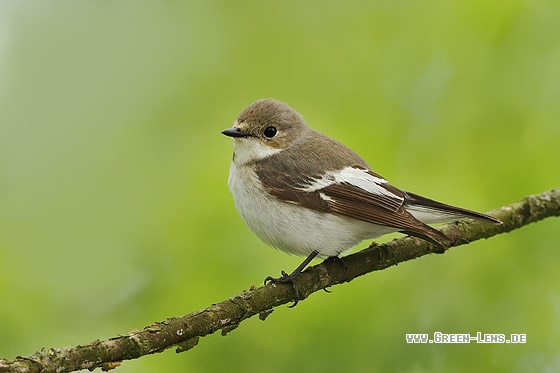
[264,250,319,308]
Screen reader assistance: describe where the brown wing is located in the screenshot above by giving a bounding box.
[255,167,452,247]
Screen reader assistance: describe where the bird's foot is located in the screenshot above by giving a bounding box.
[322,256,348,293]
[264,251,319,308]
[264,270,302,308]
[325,255,348,274]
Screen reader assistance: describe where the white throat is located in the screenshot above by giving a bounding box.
[232,138,284,165]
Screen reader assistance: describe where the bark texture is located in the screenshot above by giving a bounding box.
[1,188,558,373]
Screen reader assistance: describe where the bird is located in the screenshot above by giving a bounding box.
[222,98,501,307]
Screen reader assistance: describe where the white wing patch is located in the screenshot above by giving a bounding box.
[318,192,334,202]
[302,166,402,201]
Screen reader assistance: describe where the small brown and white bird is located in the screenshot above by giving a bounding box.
[222,98,501,306]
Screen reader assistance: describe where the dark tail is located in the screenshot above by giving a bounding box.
[404,192,502,225]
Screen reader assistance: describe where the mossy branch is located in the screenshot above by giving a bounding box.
[1,188,559,373]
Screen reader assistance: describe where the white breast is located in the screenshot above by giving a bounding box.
[227,162,397,257]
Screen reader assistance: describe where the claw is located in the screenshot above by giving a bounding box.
[263,251,319,308]
[321,256,347,294]
[264,270,302,307]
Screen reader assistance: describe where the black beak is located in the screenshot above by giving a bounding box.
[221,127,250,138]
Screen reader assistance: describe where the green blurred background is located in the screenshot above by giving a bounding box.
[0,1,559,372]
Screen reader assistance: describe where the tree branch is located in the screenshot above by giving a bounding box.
[2,188,559,373]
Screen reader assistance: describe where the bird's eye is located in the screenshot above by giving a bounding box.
[263,126,277,138]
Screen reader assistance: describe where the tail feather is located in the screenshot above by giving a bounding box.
[401,226,452,249]
[404,192,502,225]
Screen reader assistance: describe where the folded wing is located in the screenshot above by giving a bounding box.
[255,165,497,247]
